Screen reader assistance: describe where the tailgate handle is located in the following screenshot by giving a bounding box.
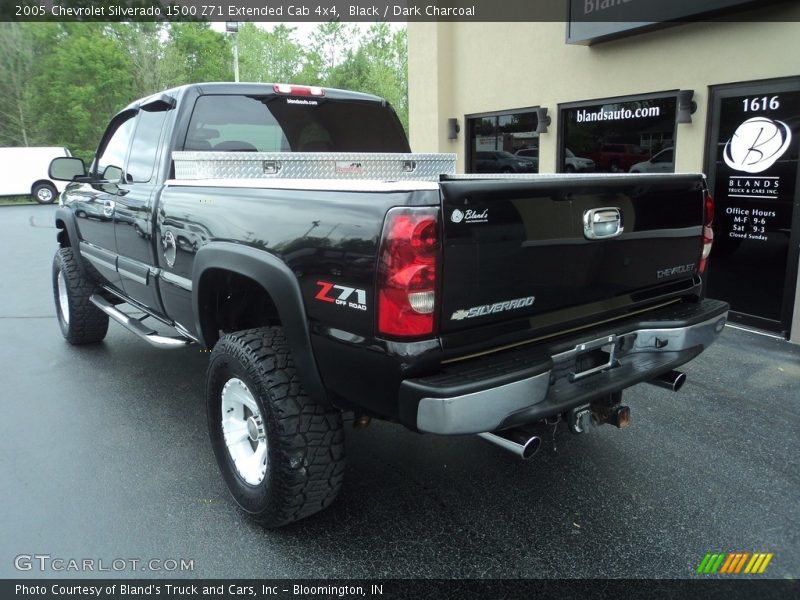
[583,207,623,240]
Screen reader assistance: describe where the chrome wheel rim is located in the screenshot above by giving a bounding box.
[37,187,53,202]
[57,271,70,324]
[221,378,267,485]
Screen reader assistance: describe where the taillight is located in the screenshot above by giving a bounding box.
[377,207,440,338]
[699,192,714,274]
[273,83,325,97]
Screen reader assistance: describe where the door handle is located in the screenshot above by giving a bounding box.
[103,200,115,218]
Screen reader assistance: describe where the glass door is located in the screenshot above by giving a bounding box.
[704,78,800,335]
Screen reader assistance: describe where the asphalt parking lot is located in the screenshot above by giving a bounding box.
[1,204,798,580]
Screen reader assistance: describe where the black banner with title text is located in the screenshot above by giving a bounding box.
[3,0,799,23]
[3,578,799,600]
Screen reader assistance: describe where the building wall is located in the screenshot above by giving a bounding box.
[408,8,800,342]
[409,8,800,174]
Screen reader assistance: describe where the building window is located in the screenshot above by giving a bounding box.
[466,109,540,174]
[559,94,678,173]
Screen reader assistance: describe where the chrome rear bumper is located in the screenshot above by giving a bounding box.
[405,302,728,435]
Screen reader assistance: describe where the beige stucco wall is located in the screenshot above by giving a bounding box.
[409,7,800,174]
[409,10,800,340]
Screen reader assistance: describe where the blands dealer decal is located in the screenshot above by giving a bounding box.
[451,296,535,321]
[315,281,367,311]
[451,208,489,224]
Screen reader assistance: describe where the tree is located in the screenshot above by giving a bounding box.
[109,22,169,97]
[327,25,408,132]
[0,21,410,158]
[162,22,231,86]
[31,23,135,161]
[237,23,304,83]
[300,22,357,84]
[0,23,57,146]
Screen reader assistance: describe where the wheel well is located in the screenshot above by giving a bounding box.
[55,219,70,247]
[197,269,281,348]
[31,179,55,194]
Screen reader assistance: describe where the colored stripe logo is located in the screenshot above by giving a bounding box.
[696,552,773,574]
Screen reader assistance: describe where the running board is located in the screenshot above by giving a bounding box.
[90,295,194,348]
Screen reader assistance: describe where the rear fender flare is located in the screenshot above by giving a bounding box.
[192,242,328,405]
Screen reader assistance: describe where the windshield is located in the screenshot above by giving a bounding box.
[183,95,410,153]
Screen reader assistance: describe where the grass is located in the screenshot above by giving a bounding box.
[0,196,39,206]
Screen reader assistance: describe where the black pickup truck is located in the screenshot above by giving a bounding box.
[49,82,728,527]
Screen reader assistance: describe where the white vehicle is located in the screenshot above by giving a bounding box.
[564,148,595,172]
[0,146,72,204]
[629,147,674,173]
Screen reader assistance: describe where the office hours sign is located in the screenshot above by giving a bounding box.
[706,84,800,328]
[716,92,797,244]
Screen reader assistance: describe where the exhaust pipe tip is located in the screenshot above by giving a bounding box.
[672,371,686,392]
[478,430,542,460]
[648,370,686,392]
[520,435,542,460]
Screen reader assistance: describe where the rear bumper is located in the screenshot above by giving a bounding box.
[400,299,729,435]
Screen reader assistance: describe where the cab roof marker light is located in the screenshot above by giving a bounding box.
[272,84,325,97]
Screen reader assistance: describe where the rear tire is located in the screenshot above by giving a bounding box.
[52,248,109,344]
[33,182,58,205]
[206,327,345,527]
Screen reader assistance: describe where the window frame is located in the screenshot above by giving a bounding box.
[93,110,137,182]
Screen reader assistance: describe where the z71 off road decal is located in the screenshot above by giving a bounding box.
[451,296,535,321]
[315,281,367,311]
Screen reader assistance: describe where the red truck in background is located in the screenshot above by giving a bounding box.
[587,143,650,172]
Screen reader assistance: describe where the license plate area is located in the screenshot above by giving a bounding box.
[564,335,619,382]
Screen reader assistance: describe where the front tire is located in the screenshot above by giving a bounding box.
[52,248,109,344]
[206,327,345,527]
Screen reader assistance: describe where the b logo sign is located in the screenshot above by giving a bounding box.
[724,117,792,174]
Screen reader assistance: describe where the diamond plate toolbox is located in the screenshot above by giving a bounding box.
[172,152,457,181]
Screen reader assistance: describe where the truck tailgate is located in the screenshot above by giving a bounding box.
[439,174,706,334]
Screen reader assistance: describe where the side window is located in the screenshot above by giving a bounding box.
[127,109,168,183]
[466,111,540,174]
[96,114,135,181]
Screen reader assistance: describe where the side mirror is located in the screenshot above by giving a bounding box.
[49,156,86,181]
[102,165,123,182]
